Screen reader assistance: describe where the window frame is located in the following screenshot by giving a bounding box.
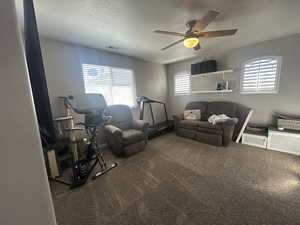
[174,70,191,96]
[240,56,282,94]
[82,63,137,108]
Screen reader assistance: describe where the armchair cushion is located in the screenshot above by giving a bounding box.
[122,129,145,146]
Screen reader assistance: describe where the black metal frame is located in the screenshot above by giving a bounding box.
[138,96,169,126]
[48,95,117,188]
[79,122,117,181]
[137,96,173,138]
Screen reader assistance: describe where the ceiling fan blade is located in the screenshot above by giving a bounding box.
[154,30,185,37]
[160,38,185,51]
[192,10,220,33]
[193,43,201,51]
[199,29,238,38]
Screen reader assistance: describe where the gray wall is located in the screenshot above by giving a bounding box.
[167,34,300,125]
[0,1,57,225]
[41,38,168,124]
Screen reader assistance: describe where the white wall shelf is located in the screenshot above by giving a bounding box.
[192,69,234,78]
[191,69,234,94]
[192,90,233,94]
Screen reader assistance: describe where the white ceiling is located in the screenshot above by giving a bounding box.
[15,0,300,64]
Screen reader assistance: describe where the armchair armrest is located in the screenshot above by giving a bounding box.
[104,125,123,155]
[104,124,122,135]
[132,120,149,132]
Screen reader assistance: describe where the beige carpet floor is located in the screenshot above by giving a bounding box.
[50,133,300,225]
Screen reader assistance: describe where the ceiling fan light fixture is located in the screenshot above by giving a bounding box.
[184,37,199,48]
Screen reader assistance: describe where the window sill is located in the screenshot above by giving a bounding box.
[174,93,191,96]
[240,91,278,94]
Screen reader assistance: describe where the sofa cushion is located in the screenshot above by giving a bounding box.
[178,120,200,131]
[185,101,208,120]
[207,102,237,118]
[195,131,223,146]
[177,128,197,139]
[122,129,145,146]
[178,120,223,135]
[197,121,223,135]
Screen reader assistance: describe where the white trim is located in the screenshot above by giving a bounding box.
[236,109,253,143]
[192,69,233,78]
[191,90,232,94]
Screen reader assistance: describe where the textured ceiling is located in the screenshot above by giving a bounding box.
[15,0,300,64]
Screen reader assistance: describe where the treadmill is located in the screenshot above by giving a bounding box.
[137,96,174,138]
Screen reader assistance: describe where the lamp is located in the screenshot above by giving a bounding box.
[184,37,199,48]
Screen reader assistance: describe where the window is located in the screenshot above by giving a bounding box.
[174,71,191,95]
[240,56,281,94]
[82,64,136,107]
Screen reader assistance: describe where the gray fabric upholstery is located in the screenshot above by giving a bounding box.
[104,105,149,156]
[104,125,123,155]
[197,121,223,135]
[177,120,223,135]
[108,105,133,130]
[174,101,249,147]
[178,120,200,131]
[206,101,237,118]
[195,131,223,146]
[122,129,145,146]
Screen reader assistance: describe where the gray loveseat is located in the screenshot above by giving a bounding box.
[173,101,251,146]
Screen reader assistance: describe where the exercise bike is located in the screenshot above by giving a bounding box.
[50,94,117,188]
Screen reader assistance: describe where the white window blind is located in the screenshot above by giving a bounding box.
[174,71,191,95]
[241,56,281,94]
[82,64,136,107]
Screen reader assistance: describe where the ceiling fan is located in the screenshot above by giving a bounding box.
[154,10,238,51]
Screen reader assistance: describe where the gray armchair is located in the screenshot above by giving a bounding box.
[104,105,149,156]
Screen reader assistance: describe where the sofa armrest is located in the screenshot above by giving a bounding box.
[220,118,238,146]
[104,125,123,155]
[173,114,183,131]
[132,120,149,132]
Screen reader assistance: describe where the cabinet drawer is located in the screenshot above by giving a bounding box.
[267,131,300,155]
[242,133,267,149]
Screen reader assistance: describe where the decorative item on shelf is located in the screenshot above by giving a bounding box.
[216,81,229,91]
